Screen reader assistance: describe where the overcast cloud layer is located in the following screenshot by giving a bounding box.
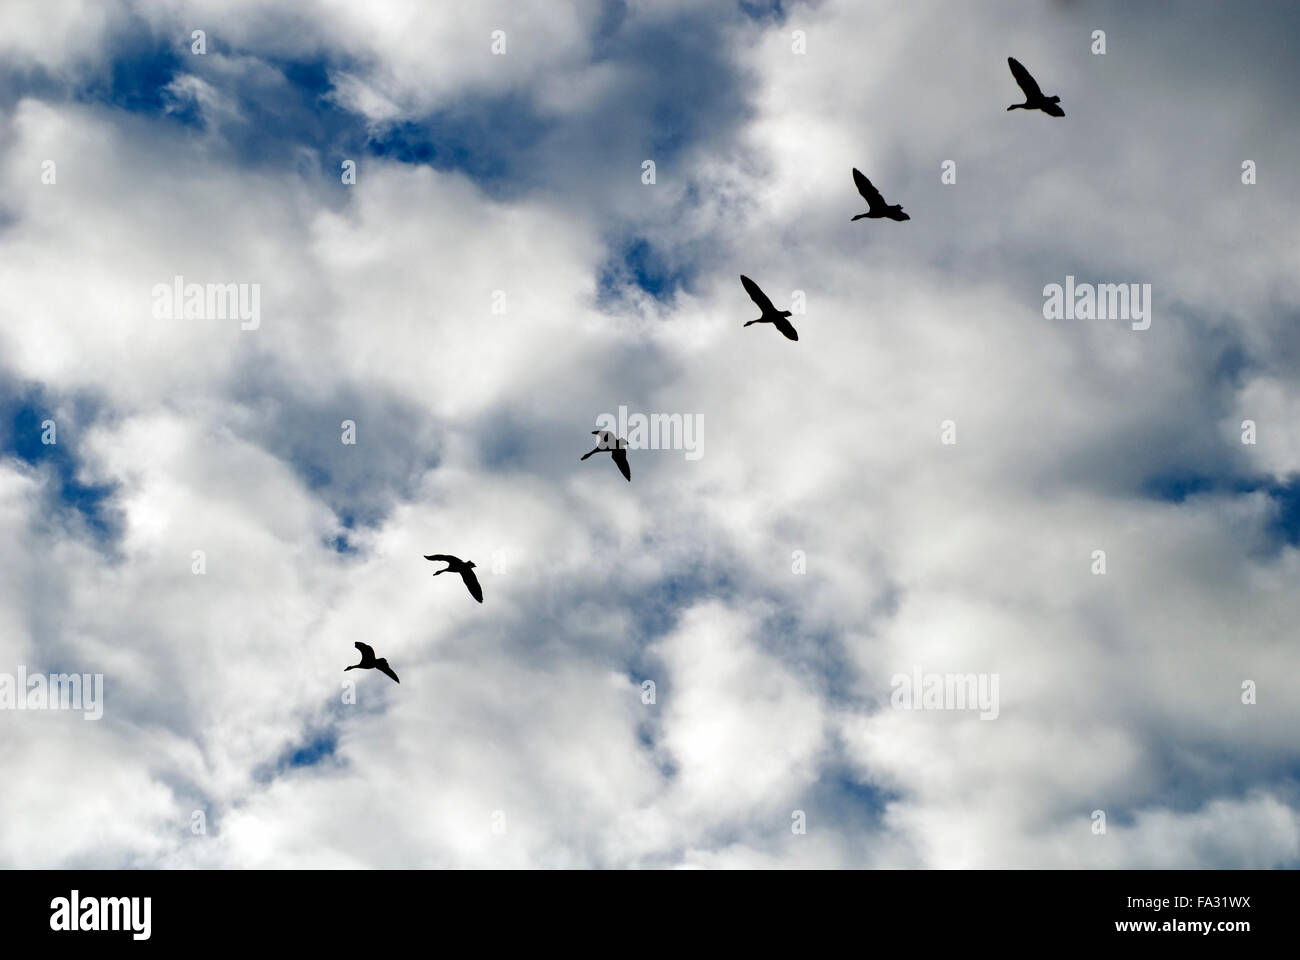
[2,0,1299,868]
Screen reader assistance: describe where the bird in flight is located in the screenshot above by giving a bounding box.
[851,169,909,222]
[1006,57,1064,116]
[740,275,798,341]
[424,553,484,603]
[581,430,631,481]
[345,641,400,683]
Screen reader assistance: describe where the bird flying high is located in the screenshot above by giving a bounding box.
[424,554,484,603]
[1006,57,1064,116]
[581,430,631,481]
[740,275,798,341]
[851,169,909,222]
[345,641,400,683]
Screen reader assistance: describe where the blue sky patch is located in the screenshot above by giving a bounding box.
[0,387,119,543]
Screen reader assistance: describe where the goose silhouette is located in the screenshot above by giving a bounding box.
[1006,57,1064,116]
[740,275,798,341]
[345,641,400,683]
[581,430,631,481]
[851,169,909,222]
[424,554,484,602]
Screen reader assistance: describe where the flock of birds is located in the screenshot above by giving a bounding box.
[343,56,1065,684]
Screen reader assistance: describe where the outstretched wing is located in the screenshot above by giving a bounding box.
[740,275,777,314]
[852,168,885,209]
[423,554,457,563]
[375,659,400,684]
[1008,57,1043,99]
[612,447,631,481]
[354,641,375,659]
[773,316,799,342]
[460,567,484,603]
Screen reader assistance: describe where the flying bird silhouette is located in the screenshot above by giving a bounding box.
[345,641,400,683]
[851,169,909,222]
[1006,57,1064,116]
[581,430,631,481]
[740,275,798,341]
[424,554,484,602]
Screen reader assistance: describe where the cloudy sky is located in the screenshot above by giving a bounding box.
[2,0,1299,869]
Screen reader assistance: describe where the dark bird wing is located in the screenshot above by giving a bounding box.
[354,641,375,660]
[423,554,457,563]
[852,168,885,209]
[773,316,799,341]
[1008,57,1043,99]
[460,567,484,603]
[375,659,400,684]
[740,275,777,314]
[612,447,631,481]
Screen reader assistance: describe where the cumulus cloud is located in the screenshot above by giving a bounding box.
[0,0,1298,869]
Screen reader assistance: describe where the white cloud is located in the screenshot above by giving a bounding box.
[1,0,1298,870]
